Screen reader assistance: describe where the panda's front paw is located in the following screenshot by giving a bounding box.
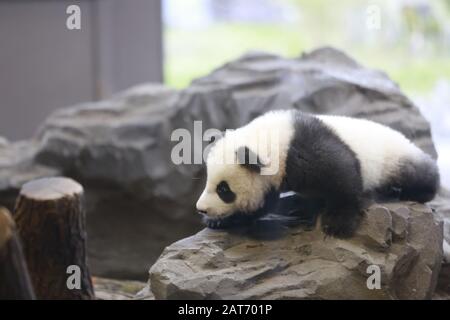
[203,213,260,230]
[205,218,226,229]
[204,214,248,229]
[321,209,363,239]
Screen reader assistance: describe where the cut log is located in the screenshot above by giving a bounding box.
[0,207,35,299]
[14,177,94,299]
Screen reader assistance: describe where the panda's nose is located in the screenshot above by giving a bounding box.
[196,193,208,215]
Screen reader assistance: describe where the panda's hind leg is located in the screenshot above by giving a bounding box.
[377,156,440,203]
[398,156,439,203]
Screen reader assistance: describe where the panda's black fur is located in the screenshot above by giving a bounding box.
[198,110,440,238]
[205,187,279,229]
[282,112,366,237]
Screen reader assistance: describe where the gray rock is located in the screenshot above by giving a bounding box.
[34,84,204,278]
[0,136,8,147]
[0,139,61,210]
[430,188,450,262]
[0,47,445,279]
[93,277,149,300]
[149,203,443,300]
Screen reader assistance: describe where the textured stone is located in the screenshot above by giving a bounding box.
[0,139,61,210]
[148,203,443,300]
[93,277,149,300]
[430,188,450,263]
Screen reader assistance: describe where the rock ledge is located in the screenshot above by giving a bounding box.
[149,202,443,300]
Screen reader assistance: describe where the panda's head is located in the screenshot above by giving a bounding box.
[196,132,279,227]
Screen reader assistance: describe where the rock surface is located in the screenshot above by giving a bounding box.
[0,139,61,211]
[149,203,443,300]
[430,188,450,262]
[93,277,150,300]
[0,47,448,279]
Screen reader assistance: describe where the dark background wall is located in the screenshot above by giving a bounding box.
[0,0,163,140]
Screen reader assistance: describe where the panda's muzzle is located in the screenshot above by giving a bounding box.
[197,208,235,229]
[203,215,233,229]
[205,217,224,229]
[202,211,261,230]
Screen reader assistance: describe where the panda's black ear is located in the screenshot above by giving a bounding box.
[236,146,264,173]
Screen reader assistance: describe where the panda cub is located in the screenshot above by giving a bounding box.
[196,110,440,237]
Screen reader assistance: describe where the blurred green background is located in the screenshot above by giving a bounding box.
[163,0,450,187]
[164,0,450,96]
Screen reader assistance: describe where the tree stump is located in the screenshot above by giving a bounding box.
[14,177,94,299]
[0,207,35,299]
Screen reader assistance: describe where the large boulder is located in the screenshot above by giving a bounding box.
[0,47,448,280]
[0,139,61,210]
[149,202,443,300]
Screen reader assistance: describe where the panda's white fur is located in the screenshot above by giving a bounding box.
[197,111,294,218]
[316,115,426,191]
[197,110,439,237]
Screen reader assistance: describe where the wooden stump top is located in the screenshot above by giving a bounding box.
[20,177,83,201]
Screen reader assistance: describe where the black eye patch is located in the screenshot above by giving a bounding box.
[216,181,236,203]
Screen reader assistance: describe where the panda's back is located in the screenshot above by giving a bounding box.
[315,114,425,191]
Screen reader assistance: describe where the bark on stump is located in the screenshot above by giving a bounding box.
[0,207,35,299]
[14,177,94,299]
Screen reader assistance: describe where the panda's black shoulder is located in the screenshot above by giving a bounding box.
[288,111,342,148]
[284,111,362,193]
